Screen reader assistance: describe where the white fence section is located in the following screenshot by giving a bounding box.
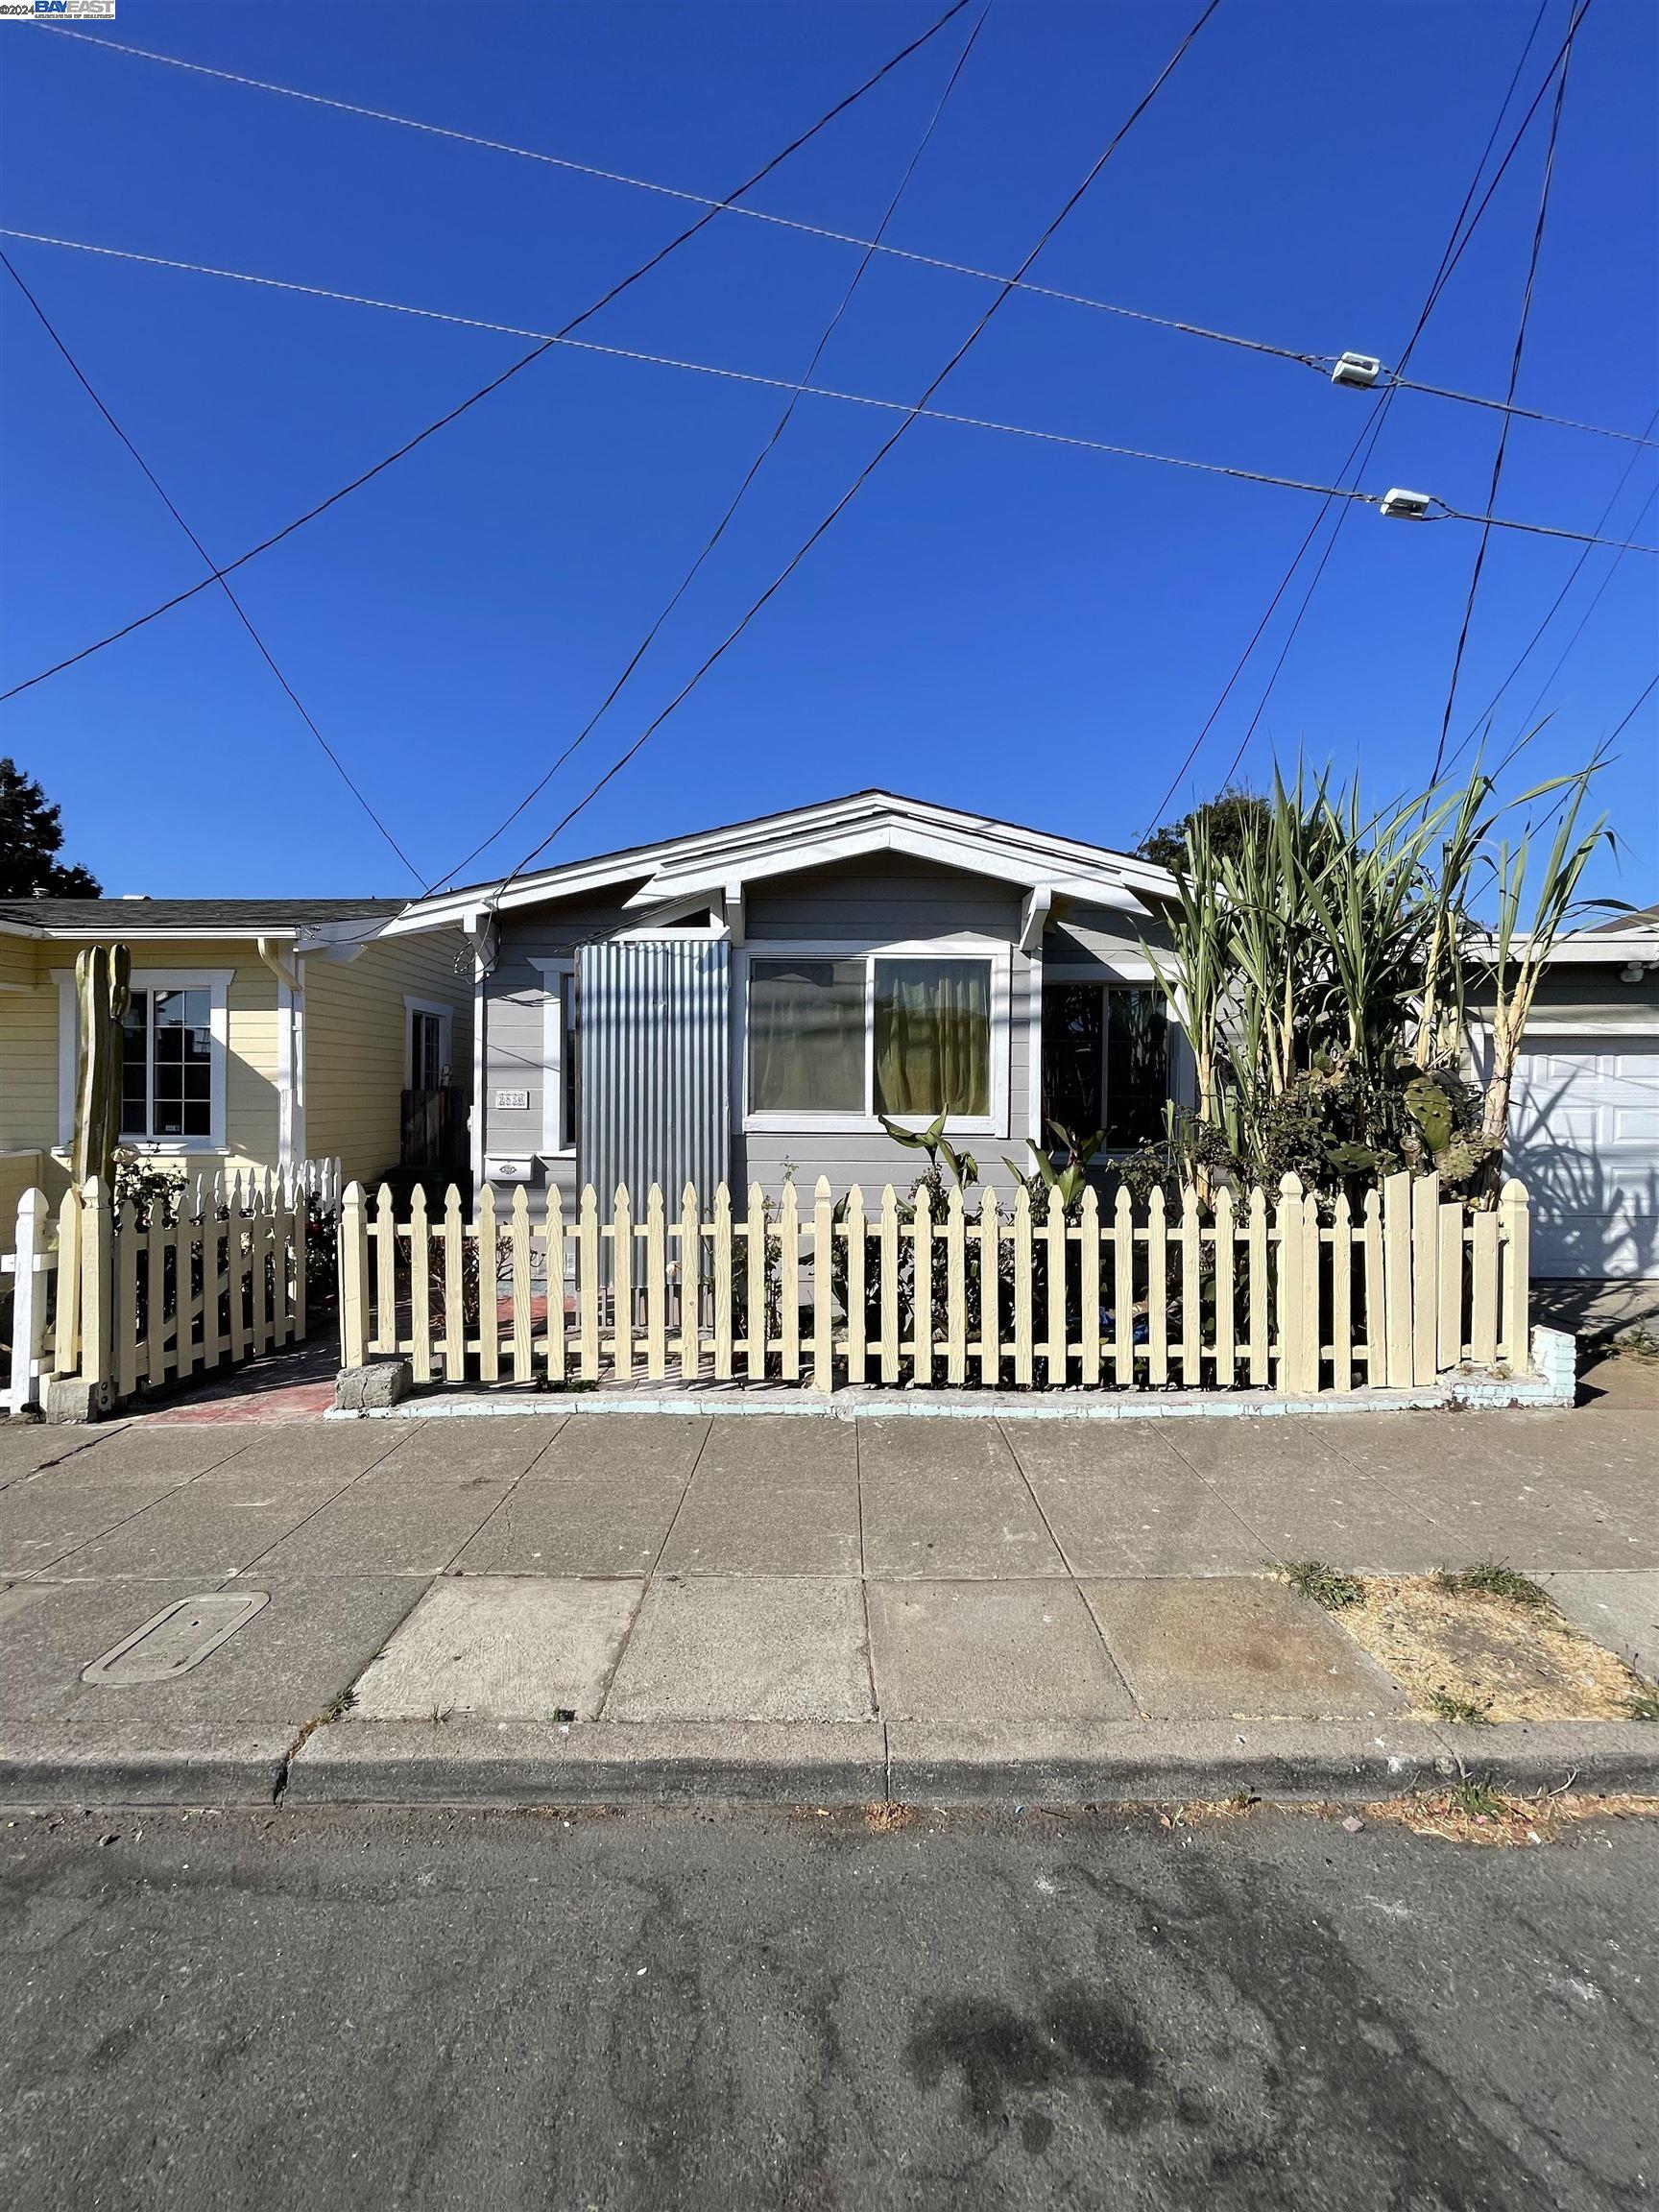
[339,1170,1533,1400]
[2,1159,341,1415]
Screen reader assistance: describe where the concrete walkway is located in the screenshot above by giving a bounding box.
[2,1363,1654,1808]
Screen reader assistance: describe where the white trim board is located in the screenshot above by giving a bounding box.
[528,957,576,1157]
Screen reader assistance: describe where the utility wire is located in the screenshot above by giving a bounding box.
[1603,672,1657,746]
[1138,0,1572,831]
[427,2,991,895]
[1438,406,1657,781]
[19,225,1657,548]
[0,247,422,881]
[4,235,1649,718]
[0,2,971,705]
[1506,481,1658,733]
[37,19,1656,450]
[488,0,1223,900]
[1430,32,1574,781]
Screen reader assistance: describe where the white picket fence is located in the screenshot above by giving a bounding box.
[339,1169,1532,1399]
[3,1160,341,1415]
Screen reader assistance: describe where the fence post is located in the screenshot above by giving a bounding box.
[340,1181,370,1369]
[1078,1186,1100,1388]
[641,1183,662,1379]
[1381,1169,1413,1387]
[945,1185,967,1387]
[812,1177,835,1395]
[81,1176,114,1405]
[779,1179,801,1382]
[680,1182,702,1383]
[1409,1170,1439,1386]
[1275,1172,1305,1397]
[5,1188,48,1415]
[53,1183,82,1382]
[1499,1178,1530,1373]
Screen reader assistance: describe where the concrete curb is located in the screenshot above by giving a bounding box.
[884,1718,1448,1806]
[6,1715,1652,1814]
[275,1714,1659,1810]
[0,1721,290,1808]
[283,1719,889,1808]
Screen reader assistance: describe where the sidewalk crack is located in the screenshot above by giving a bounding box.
[998,1419,1137,1705]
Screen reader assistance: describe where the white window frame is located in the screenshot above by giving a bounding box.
[1038,964,1180,1154]
[529,958,577,1157]
[403,997,453,1089]
[57,967,231,1155]
[737,937,1011,1138]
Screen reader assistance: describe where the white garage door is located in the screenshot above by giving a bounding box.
[1506,1036,1659,1279]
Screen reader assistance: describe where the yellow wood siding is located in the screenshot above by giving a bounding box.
[0,937,282,1183]
[0,951,59,1159]
[303,929,472,1184]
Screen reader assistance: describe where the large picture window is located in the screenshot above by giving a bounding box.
[747,951,998,1125]
[1042,982,1168,1148]
[121,987,213,1141]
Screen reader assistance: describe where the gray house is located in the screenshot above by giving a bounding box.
[386,791,1187,1212]
[386,792,1657,1284]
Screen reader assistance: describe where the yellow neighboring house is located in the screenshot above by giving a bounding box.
[0,895,473,1226]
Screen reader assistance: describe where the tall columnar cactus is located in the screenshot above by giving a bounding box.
[71,943,132,1190]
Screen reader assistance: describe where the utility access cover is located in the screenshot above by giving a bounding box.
[82,1593,269,1685]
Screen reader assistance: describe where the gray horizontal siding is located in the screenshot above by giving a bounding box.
[746,853,1022,941]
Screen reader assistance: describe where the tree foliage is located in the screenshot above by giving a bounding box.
[0,756,102,898]
[1135,786,1275,874]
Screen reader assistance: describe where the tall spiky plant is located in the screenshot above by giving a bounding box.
[1142,752,1611,1198]
[1478,771,1611,1194]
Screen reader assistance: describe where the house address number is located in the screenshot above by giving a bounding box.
[494,1088,530,1111]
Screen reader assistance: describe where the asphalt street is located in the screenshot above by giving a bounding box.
[3,1800,1654,2210]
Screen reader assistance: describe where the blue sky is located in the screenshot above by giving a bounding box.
[1,0,1654,907]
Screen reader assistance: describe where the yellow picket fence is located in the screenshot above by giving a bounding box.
[6,1165,337,1415]
[339,1170,1532,1399]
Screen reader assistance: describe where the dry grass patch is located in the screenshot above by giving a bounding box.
[1331,1570,1651,1724]
[1367,1786,1659,1848]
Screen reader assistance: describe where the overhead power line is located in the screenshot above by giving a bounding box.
[1439,407,1658,783]
[0,0,974,706]
[489,0,1224,898]
[1603,672,1657,746]
[1505,482,1659,733]
[1431,29,1575,781]
[36,20,1656,450]
[426,0,993,893]
[1139,0,1587,830]
[2,228,1650,721]
[0,247,421,882]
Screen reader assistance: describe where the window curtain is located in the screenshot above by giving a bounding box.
[873,959,990,1117]
[748,959,864,1113]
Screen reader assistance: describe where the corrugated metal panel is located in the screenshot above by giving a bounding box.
[577,940,730,1206]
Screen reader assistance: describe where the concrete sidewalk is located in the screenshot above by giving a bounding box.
[2,1360,1654,1809]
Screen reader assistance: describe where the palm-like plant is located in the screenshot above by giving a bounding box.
[1142,754,1610,1203]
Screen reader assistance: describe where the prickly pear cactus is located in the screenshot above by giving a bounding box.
[1404,1072,1455,1157]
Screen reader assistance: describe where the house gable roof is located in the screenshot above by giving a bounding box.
[0,897,405,945]
[385,790,1176,935]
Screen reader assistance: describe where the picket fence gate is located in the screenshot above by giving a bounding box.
[4,1161,340,1415]
[339,1170,1532,1399]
